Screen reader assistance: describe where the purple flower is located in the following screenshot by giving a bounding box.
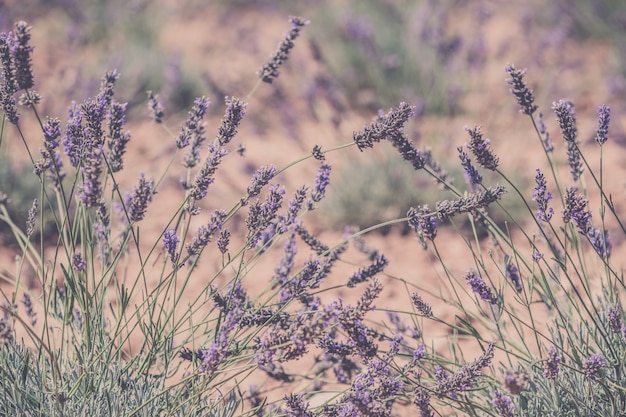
[608,305,622,333]
[217,229,231,254]
[147,90,164,123]
[21,293,36,325]
[352,102,415,152]
[189,143,228,202]
[533,169,553,222]
[505,65,538,115]
[457,146,482,187]
[587,226,611,258]
[492,391,515,417]
[162,230,179,265]
[284,394,314,417]
[242,165,277,205]
[582,353,605,381]
[63,102,84,167]
[246,184,285,248]
[272,233,297,288]
[465,126,499,171]
[177,96,210,149]
[532,249,542,262]
[504,369,529,394]
[72,253,87,271]
[537,112,554,152]
[553,100,583,181]
[258,16,309,84]
[13,21,34,91]
[0,32,17,95]
[106,101,130,173]
[434,343,495,397]
[43,117,61,150]
[312,144,324,161]
[217,96,247,146]
[435,185,507,219]
[563,187,592,234]
[388,130,426,171]
[309,162,332,207]
[347,254,388,287]
[464,270,498,305]
[296,224,329,255]
[505,254,522,293]
[127,173,154,222]
[97,69,120,107]
[186,210,227,256]
[542,346,560,379]
[408,205,438,249]
[411,293,433,317]
[595,104,610,145]
[413,387,433,417]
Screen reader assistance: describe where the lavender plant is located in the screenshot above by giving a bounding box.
[0,12,625,417]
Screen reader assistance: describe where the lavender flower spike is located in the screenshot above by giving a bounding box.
[435,342,495,397]
[553,100,583,181]
[189,143,228,202]
[147,91,164,123]
[308,162,331,207]
[411,292,433,317]
[162,230,179,265]
[259,16,309,84]
[582,353,605,381]
[533,168,553,222]
[563,187,592,234]
[407,205,437,250]
[464,270,498,305]
[242,165,277,205]
[505,254,522,293]
[465,126,499,171]
[107,101,130,173]
[127,173,154,222]
[217,96,247,146]
[457,146,482,187]
[542,346,561,379]
[505,65,538,115]
[347,254,388,287]
[595,104,610,145]
[177,96,210,149]
[13,21,34,91]
[435,185,507,219]
[587,226,611,259]
[492,391,515,417]
[353,102,415,151]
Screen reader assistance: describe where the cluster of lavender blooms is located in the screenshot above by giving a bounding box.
[2,13,626,417]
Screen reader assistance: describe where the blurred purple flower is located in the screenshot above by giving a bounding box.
[582,353,605,381]
[258,16,309,84]
[595,104,610,145]
[493,391,515,417]
[542,346,560,379]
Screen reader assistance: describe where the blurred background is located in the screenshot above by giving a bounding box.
[2,0,626,240]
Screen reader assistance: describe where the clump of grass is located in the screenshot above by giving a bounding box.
[0,13,624,417]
